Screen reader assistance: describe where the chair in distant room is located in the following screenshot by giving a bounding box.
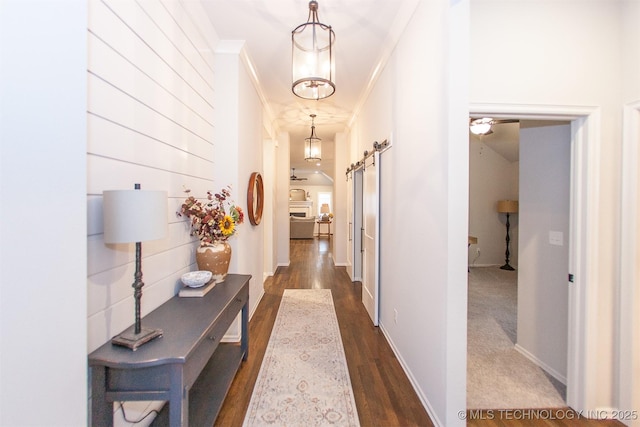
[290,216,316,239]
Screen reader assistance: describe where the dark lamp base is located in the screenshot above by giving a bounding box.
[111,327,163,351]
[500,264,515,271]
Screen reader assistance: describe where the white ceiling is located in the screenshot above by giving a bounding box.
[469,122,520,163]
[200,0,420,182]
[469,120,573,164]
[201,1,528,181]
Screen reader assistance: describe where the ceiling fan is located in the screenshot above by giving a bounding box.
[290,168,307,181]
[469,117,519,135]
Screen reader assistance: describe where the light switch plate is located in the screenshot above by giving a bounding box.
[549,231,563,246]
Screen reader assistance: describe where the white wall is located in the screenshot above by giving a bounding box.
[622,0,640,104]
[517,123,571,381]
[263,138,278,278]
[346,0,635,423]
[3,1,636,426]
[86,0,268,355]
[1,1,88,425]
[348,1,469,425]
[86,1,271,422]
[87,0,219,352]
[288,184,332,214]
[333,132,349,267]
[85,1,223,422]
[214,44,266,321]
[620,2,640,425]
[276,132,291,267]
[468,137,519,267]
[470,0,627,414]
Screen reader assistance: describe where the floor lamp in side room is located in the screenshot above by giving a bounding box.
[103,183,168,350]
[497,200,518,271]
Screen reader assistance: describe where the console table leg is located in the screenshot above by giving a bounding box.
[91,367,113,427]
[168,365,187,427]
[241,302,249,360]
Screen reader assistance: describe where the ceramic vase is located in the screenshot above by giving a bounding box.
[196,242,231,283]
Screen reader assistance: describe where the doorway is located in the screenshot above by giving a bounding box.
[352,152,380,326]
[467,119,571,408]
[468,103,601,413]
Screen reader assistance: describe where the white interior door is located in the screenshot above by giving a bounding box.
[352,171,363,281]
[361,153,379,325]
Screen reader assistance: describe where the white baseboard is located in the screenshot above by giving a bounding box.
[514,343,567,385]
[378,322,444,427]
[249,288,265,322]
[469,263,503,268]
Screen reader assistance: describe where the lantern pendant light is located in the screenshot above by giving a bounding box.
[292,1,335,100]
[304,114,322,162]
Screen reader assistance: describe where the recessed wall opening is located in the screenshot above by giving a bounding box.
[468,104,601,414]
[467,119,571,409]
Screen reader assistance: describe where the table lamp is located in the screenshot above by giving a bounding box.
[103,183,167,350]
[320,203,330,220]
[497,200,518,271]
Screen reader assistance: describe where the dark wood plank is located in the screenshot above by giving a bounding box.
[215,239,624,427]
[151,344,243,426]
[214,238,432,427]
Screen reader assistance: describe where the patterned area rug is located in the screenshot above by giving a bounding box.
[243,289,360,426]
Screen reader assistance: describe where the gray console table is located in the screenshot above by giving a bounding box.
[89,274,250,427]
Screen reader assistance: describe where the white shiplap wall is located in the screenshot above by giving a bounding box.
[87,0,219,353]
[87,1,221,424]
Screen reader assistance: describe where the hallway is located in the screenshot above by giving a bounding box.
[215,239,625,427]
[215,238,433,426]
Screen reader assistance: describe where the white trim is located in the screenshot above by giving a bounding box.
[216,40,279,139]
[469,103,601,413]
[347,0,421,130]
[374,151,381,325]
[620,100,640,424]
[379,322,443,427]
[567,110,601,412]
[515,344,567,385]
[249,288,266,322]
[470,103,597,121]
[352,168,363,283]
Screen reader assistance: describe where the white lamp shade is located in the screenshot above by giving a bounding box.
[103,189,168,243]
[320,203,330,214]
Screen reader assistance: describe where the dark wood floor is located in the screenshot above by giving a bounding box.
[215,237,433,427]
[215,238,624,427]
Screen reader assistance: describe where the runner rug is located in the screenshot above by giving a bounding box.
[243,289,360,426]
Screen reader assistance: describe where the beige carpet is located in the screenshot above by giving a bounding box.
[243,289,360,426]
[467,267,566,409]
